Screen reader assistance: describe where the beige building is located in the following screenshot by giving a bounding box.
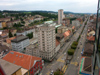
[58,9,64,24]
[57,26,67,34]
[38,24,56,61]
[0,59,22,75]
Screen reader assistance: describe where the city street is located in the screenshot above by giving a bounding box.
[40,19,88,75]
[65,20,88,75]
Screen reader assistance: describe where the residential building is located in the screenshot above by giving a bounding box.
[0,43,10,58]
[72,20,80,29]
[38,24,56,61]
[3,51,44,75]
[63,30,71,41]
[6,37,16,44]
[79,57,92,75]
[55,39,60,53]
[6,20,20,27]
[16,27,36,38]
[25,38,39,56]
[0,21,7,28]
[0,17,11,22]
[57,26,67,34]
[58,9,64,24]
[0,59,22,75]
[11,35,30,52]
[0,64,5,75]
[62,18,70,26]
[82,43,93,56]
[56,34,64,47]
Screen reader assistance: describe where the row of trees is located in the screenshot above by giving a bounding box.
[67,41,78,55]
[13,23,24,28]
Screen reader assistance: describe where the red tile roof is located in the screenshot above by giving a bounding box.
[87,36,95,41]
[63,30,71,38]
[6,37,16,44]
[77,18,82,22]
[3,51,42,70]
[72,26,75,29]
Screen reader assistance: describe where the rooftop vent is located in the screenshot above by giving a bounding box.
[19,56,21,58]
[13,61,15,63]
[16,55,18,57]
[10,52,14,54]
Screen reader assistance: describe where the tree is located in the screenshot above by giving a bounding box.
[26,32,33,39]
[67,49,75,55]
[9,30,13,38]
[11,18,13,21]
[54,69,63,75]
[14,33,16,36]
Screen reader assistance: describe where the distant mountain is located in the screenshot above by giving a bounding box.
[1,10,95,14]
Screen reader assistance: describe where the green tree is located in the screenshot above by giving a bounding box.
[54,69,63,75]
[9,30,13,38]
[14,33,16,36]
[11,18,13,21]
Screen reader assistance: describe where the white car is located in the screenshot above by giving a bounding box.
[50,70,54,75]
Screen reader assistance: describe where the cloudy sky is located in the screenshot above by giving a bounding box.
[0,0,98,13]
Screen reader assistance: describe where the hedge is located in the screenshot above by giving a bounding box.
[72,41,78,46]
[71,45,77,49]
[67,49,75,55]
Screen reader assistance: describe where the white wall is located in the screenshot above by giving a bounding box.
[11,39,30,52]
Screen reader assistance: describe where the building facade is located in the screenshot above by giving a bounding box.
[16,28,36,38]
[3,51,44,75]
[38,24,56,61]
[58,9,64,24]
[11,35,30,52]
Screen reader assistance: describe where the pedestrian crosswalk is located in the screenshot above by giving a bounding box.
[57,55,65,63]
[70,62,78,66]
[62,65,68,73]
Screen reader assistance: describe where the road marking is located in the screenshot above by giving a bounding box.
[46,71,50,75]
[62,65,66,71]
[70,62,78,66]
[57,54,65,63]
[63,65,68,73]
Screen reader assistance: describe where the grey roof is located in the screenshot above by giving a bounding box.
[11,35,28,43]
[0,59,21,75]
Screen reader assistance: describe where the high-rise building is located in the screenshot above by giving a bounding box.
[93,0,100,75]
[38,24,56,61]
[58,9,64,24]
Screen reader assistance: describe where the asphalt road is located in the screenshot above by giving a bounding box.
[65,19,88,75]
[40,19,88,75]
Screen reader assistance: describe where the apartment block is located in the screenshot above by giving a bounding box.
[11,35,30,52]
[38,24,56,61]
[58,9,64,24]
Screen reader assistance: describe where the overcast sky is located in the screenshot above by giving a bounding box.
[0,0,98,13]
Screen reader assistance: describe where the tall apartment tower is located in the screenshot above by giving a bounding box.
[38,24,56,61]
[58,9,64,24]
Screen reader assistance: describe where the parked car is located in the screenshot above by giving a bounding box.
[50,70,54,75]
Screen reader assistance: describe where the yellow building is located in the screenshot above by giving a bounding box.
[2,21,7,28]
